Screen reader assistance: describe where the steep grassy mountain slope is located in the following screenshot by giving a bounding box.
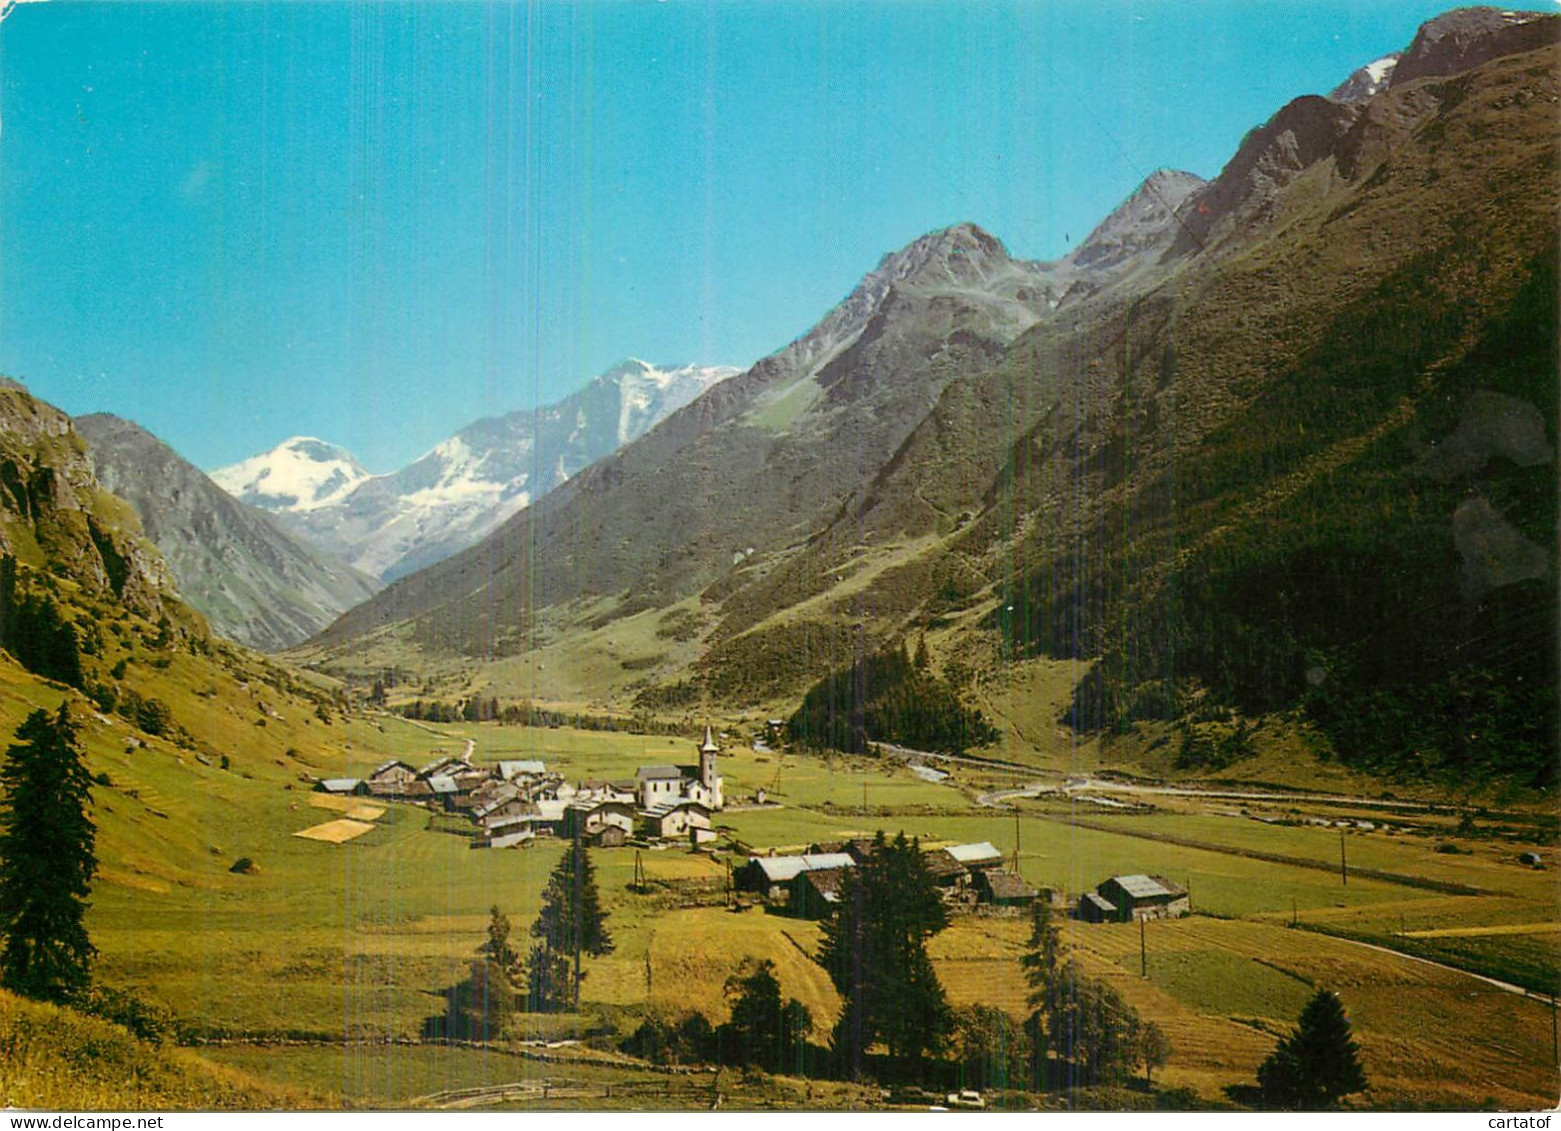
[301,13,1556,788]
[306,199,1204,665]
[741,32,1560,782]
[77,414,381,652]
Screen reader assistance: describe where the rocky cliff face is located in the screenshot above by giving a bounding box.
[0,381,172,620]
[78,415,381,651]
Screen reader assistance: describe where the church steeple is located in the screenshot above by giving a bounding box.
[699,724,719,793]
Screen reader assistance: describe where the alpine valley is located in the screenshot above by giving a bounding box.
[0,5,1553,1115]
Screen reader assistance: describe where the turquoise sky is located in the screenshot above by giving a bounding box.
[0,1,1531,472]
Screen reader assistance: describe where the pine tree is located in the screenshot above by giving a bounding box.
[1257,988,1367,1109]
[0,704,97,1003]
[527,833,612,1011]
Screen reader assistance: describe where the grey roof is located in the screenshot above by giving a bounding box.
[947,842,1003,865]
[637,764,685,781]
[748,853,856,883]
[319,778,361,793]
[1081,891,1117,912]
[370,759,414,778]
[427,775,459,794]
[1109,874,1177,899]
[498,759,547,778]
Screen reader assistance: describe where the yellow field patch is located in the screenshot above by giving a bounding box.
[307,794,385,821]
[1404,922,1559,939]
[294,819,376,844]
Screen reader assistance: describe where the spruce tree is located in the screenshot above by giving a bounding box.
[527,833,612,1011]
[1258,988,1367,1108]
[0,704,97,1003]
[819,831,951,1080]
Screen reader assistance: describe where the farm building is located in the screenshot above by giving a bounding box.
[316,778,365,796]
[1077,891,1118,923]
[497,760,547,780]
[792,867,850,919]
[945,842,1004,870]
[922,848,969,890]
[738,853,857,900]
[976,869,1038,907]
[1080,875,1189,922]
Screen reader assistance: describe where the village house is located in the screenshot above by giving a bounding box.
[641,800,713,842]
[1077,874,1189,923]
[566,799,636,844]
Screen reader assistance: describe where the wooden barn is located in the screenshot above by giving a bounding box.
[1081,874,1189,922]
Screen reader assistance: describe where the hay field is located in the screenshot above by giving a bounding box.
[294,818,377,844]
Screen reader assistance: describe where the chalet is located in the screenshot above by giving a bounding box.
[738,853,856,901]
[497,759,547,781]
[479,802,540,838]
[567,800,635,842]
[525,799,567,835]
[418,755,470,780]
[368,759,417,787]
[641,801,712,841]
[792,867,850,919]
[976,869,1038,907]
[427,774,461,809]
[478,810,538,849]
[1084,875,1189,922]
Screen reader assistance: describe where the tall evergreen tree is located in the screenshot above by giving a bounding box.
[527,833,612,1012]
[1020,897,1063,1086]
[1257,988,1367,1109]
[0,704,96,1003]
[818,831,951,1080]
[718,958,812,1074]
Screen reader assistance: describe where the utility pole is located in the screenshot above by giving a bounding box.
[1340,829,1348,887]
[1013,808,1022,872]
[1140,916,1148,978]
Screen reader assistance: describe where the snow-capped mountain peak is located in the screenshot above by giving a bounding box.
[210,436,371,513]
[219,360,740,581]
[1329,53,1401,102]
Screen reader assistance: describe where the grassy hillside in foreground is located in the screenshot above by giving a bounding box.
[0,988,325,1110]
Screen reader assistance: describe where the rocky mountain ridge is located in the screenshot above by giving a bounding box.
[78,415,380,651]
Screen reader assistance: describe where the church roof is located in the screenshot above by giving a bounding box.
[700,724,720,754]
